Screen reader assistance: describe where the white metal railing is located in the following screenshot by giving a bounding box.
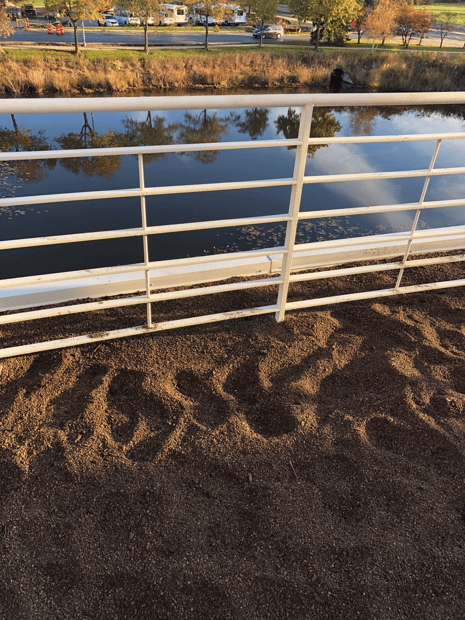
[1,92,465,358]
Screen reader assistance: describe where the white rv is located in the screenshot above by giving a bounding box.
[114,10,141,26]
[188,6,217,26]
[222,6,246,26]
[160,4,188,25]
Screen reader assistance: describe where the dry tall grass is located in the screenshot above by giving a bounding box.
[0,50,464,95]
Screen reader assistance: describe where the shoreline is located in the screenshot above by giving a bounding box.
[0,47,465,95]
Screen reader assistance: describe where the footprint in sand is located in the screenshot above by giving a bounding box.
[222,357,302,438]
[174,369,234,430]
[105,368,187,462]
[51,363,108,440]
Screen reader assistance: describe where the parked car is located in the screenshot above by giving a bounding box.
[253,24,284,39]
[21,4,36,17]
[46,11,62,20]
[277,17,301,33]
[115,11,141,26]
[98,14,119,26]
[7,6,21,19]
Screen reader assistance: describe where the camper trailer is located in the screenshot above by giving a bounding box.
[159,4,188,25]
[222,6,246,26]
[188,6,216,26]
[114,10,141,26]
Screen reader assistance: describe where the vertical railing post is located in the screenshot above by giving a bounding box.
[275,103,314,322]
[138,153,153,328]
[395,139,442,291]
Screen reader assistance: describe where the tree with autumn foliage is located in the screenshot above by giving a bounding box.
[353,5,371,44]
[288,0,359,50]
[0,5,14,50]
[364,0,398,49]
[396,3,421,47]
[44,0,106,54]
[394,3,432,48]
[415,7,433,45]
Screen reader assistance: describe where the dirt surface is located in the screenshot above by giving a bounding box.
[1,264,465,619]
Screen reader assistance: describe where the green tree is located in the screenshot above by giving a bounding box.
[288,0,359,50]
[44,0,105,54]
[119,0,163,53]
[248,0,279,47]
[275,107,341,158]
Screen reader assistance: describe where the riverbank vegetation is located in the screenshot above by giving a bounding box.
[0,47,465,95]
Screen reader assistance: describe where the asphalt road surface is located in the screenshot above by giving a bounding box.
[5,22,291,48]
[4,14,465,50]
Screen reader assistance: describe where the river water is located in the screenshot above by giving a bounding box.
[1,98,465,280]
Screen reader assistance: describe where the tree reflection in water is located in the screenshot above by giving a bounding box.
[1,115,54,185]
[177,110,233,164]
[275,107,342,157]
[0,106,344,191]
[235,108,269,140]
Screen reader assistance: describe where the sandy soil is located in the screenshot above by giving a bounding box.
[1,263,465,619]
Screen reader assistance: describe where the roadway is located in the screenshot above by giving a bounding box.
[4,24,272,48]
[4,12,465,50]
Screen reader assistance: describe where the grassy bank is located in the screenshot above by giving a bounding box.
[1,47,465,95]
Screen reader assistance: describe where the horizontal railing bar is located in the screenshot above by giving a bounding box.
[1,132,464,165]
[288,252,465,284]
[290,253,465,284]
[1,92,465,117]
[299,198,465,220]
[0,246,286,291]
[0,139,301,163]
[154,304,278,330]
[0,178,295,209]
[293,226,465,252]
[2,163,464,211]
[0,276,282,325]
[289,261,402,282]
[401,254,465,267]
[0,304,278,359]
[3,221,465,288]
[306,132,465,145]
[0,326,152,359]
[285,278,465,312]
[0,213,290,251]
[0,295,147,325]
[303,166,465,185]
[2,195,463,253]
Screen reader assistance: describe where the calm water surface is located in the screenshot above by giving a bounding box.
[1,98,465,280]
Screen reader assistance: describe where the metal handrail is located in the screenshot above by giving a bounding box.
[1,92,465,358]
